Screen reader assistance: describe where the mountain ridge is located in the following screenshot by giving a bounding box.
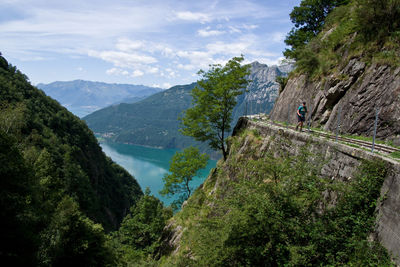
[84,62,292,155]
[37,79,162,117]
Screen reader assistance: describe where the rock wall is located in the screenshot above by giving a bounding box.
[269,59,400,143]
[232,61,292,124]
[233,117,400,265]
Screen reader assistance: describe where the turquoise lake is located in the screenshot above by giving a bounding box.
[100,142,217,206]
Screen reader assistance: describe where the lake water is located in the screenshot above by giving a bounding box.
[100,142,217,206]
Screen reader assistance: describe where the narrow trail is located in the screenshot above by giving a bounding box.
[246,115,400,155]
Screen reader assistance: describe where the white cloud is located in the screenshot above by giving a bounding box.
[148,67,159,74]
[1,0,298,86]
[198,27,225,37]
[131,70,144,77]
[106,68,129,76]
[206,41,250,55]
[271,32,286,43]
[177,64,196,71]
[18,55,47,61]
[162,82,172,89]
[242,24,259,30]
[89,50,157,68]
[229,26,242,34]
[176,50,213,70]
[253,57,283,66]
[174,11,211,23]
[116,38,144,52]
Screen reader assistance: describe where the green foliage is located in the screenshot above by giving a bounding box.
[287,0,400,78]
[84,83,201,148]
[276,75,289,93]
[0,55,142,230]
[284,0,350,59]
[0,102,26,135]
[168,133,392,266]
[390,151,400,159]
[111,190,172,265]
[180,56,250,160]
[355,0,400,42]
[160,147,209,209]
[38,196,115,266]
[294,46,320,76]
[0,55,143,263]
[0,131,37,265]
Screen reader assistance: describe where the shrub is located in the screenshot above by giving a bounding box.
[355,0,400,42]
[276,76,289,93]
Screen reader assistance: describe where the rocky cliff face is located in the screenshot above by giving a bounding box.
[232,62,292,122]
[270,59,400,143]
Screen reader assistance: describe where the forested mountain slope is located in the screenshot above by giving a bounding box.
[84,62,291,154]
[0,55,142,265]
[84,83,198,149]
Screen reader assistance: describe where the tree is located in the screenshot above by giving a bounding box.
[112,188,172,264]
[38,196,115,266]
[0,102,26,135]
[160,147,209,208]
[284,0,350,59]
[0,131,38,265]
[180,56,249,160]
[354,0,400,41]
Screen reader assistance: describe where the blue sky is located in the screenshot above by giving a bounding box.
[0,0,301,88]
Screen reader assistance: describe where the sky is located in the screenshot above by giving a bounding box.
[0,0,301,88]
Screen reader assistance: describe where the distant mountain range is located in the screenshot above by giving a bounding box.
[83,62,292,156]
[37,80,162,117]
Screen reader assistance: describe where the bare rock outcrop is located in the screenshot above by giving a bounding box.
[270,59,400,144]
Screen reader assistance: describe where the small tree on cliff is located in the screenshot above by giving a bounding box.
[180,56,249,160]
[160,147,209,209]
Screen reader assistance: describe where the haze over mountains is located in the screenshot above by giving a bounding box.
[83,62,292,154]
[37,80,162,117]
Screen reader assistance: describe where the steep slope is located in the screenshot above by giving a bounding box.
[37,80,161,117]
[84,62,291,153]
[157,118,396,266]
[0,55,143,231]
[270,1,400,143]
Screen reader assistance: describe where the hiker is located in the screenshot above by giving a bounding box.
[295,101,307,131]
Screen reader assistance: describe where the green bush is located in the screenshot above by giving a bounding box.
[276,76,289,93]
[111,189,172,265]
[355,0,400,42]
[171,146,393,266]
[295,47,320,76]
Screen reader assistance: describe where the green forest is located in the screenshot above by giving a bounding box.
[0,55,149,265]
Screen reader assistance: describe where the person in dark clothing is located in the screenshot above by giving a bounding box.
[295,102,307,131]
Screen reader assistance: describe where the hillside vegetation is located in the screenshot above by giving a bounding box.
[85,83,198,149]
[286,0,400,78]
[157,129,392,266]
[0,55,143,265]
